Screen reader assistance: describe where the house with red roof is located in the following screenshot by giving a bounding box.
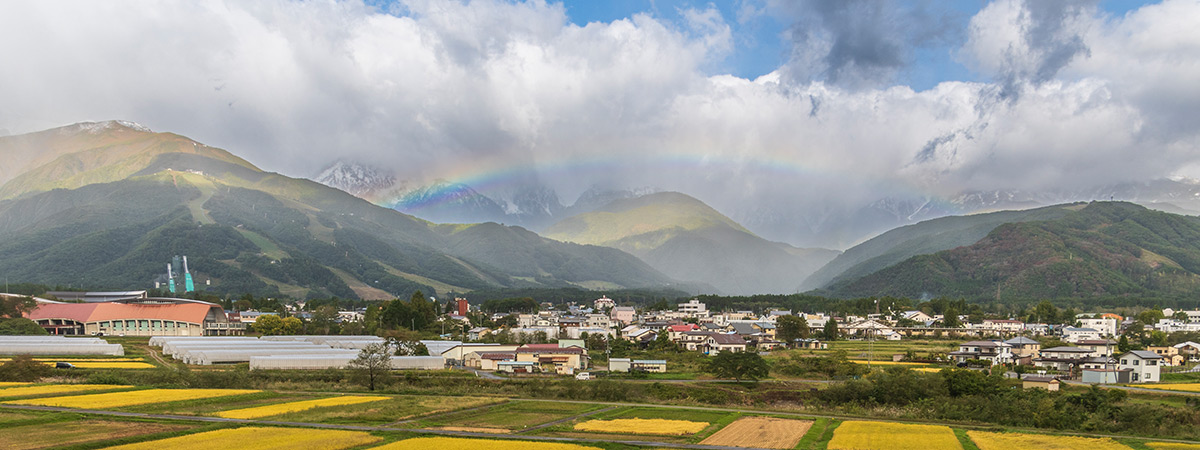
[25,298,243,336]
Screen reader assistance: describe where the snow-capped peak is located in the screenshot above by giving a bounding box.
[313,160,397,197]
[59,120,153,135]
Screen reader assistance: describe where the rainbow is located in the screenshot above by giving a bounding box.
[381,151,947,212]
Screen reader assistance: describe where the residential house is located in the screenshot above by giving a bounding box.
[1075,339,1117,357]
[902,310,933,324]
[975,319,1025,335]
[1079,317,1118,336]
[466,351,516,370]
[585,314,612,329]
[705,334,747,354]
[794,338,828,350]
[1174,341,1200,358]
[1062,327,1102,343]
[1147,346,1185,366]
[1021,375,1060,391]
[1082,368,1132,384]
[678,299,708,317]
[1005,337,1041,359]
[593,296,615,311]
[843,319,894,338]
[467,327,491,341]
[1119,350,1163,383]
[680,331,713,351]
[667,324,700,341]
[949,340,1014,365]
[1034,346,1093,371]
[442,344,519,364]
[610,306,636,325]
[565,327,614,339]
[623,328,657,346]
[515,344,589,375]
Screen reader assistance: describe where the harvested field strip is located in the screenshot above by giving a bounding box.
[265,395,501,426]
[699,417,813,449]
[434,426,512,434]
[0,419,190,450]
[52,362,156,369]
[371,437,601,450]
[848,360,929,366]
[216,396,390,419]
[828,421,961,450]
[0,384,132,398]
[9,388,259,409]
[99,426,381,450]
[574,418,708,435]
[967,431,1132,450]
[1136,383,1200,392]
[1147,443,1200,449]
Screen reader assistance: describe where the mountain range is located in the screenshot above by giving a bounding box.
[543,192,838,295]
[0,121,681,300]
[823,202,1200,301]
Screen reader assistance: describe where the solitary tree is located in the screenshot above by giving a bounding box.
[348,343,392,391]
[706,351,769,383]
[822,319,839,341]
[776,315,809,346]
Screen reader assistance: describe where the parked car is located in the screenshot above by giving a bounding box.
[575,372,592,380]
[55,362,76,369]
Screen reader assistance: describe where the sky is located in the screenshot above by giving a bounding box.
[1,0,1198,246]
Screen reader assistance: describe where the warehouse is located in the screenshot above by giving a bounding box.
[26,298,244,336]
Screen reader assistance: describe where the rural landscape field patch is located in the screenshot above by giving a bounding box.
[0,420,190,450]
[8,388,259,409]
[370,437,602,450]
[1143,443,1200,449]
[699,417,813,449]
[1135,384,1200,393]
[419,400,594,430]
[0,382,30,388]
[98,426,381,450]
[574,418,709,435]
[828,421,961,450]
[967,431,1132,450]
[215,395,390,419]
[0,384,132,399]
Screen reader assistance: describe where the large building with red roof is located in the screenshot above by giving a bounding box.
[24,297,244,336]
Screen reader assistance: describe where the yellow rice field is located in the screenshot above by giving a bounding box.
[573,418,709,435]
[0,384,132,398]
[99,426,380,450]
[828,421,961,450]
[1146,443,1200,449]
[0,382,31,388]
[968,431,1132,450]
[1135,384,1200,392]
[216,396,391,419]
[371,437,601,450]
[848,360,929,366]
[52,362,156,369]
[9,388,260,409]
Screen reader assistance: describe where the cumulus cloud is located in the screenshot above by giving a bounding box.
[0,0,1198,247]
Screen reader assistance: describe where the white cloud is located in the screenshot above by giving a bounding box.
[0,0,1198,246]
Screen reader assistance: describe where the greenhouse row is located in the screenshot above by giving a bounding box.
[0,336,124,356]
[152,336,389,365]
[249,355,444,370]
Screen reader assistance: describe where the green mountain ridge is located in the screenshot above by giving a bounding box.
[826,202,1200,301]
[801,204,1081,290]
[544,192,839,295]
[0,122,679,299]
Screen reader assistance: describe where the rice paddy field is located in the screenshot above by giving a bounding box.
[372,437,602,450]
[1146,443,1200,449]
[261,394,503,426]
[574,418,710,435]
[7,388,260,409]
[1134,383,1200,392]
[698,417,813,449]
[98,426,382,450]
[0,384,133,399]
[967,431,1132,450]
[214,395,391,419]
[411,400,600,431]
[828,421,963,450]
[0,419,191,450]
